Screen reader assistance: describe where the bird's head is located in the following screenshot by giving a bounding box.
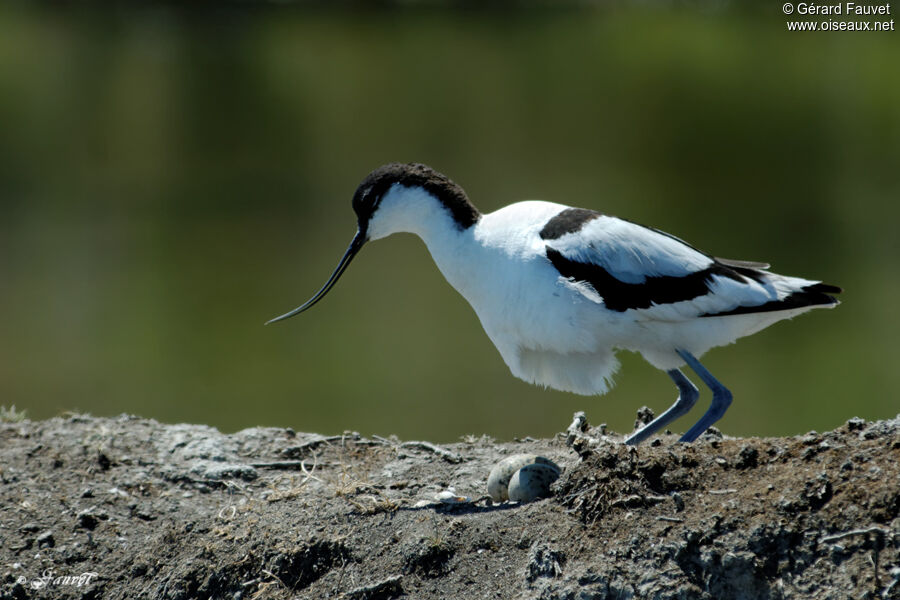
[267,163,476,324]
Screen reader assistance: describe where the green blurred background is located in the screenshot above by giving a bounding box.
[1,3,897,441]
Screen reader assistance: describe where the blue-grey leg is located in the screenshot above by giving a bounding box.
[677,349,733,443]
[624,369,699,445]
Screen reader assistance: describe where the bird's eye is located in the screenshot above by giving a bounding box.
[364,189,382,213]
[352,185,378,218]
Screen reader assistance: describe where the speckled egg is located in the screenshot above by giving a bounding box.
[507,463,560,503]
[487,454,560,502]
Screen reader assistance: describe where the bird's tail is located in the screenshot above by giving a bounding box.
[704,262,842,318]
[740,275,842,315]
[792,281,842,308]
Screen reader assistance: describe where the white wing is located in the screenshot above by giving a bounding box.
[547,215,713,283]
[541,211,828,320]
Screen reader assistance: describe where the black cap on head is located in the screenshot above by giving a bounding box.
[351,163,479,233]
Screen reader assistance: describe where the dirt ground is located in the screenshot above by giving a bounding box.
[1,412,898,600]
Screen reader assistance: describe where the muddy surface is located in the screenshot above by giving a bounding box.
[1,413,898,599]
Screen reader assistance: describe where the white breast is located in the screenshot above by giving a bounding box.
[421,201,622,395]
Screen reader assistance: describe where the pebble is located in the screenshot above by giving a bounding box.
[526,543,565,581]
[845,417,866,431]
[191,461,258,481]
[736,445,759,469]
[19,522,40,534]
[435,488,472,505]
[77,507,106,530]
[36,531,55,548]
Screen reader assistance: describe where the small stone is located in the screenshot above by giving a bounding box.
[191,461,258,481]
[845,417,866,431]
[19,522,39,534]
[77,507,108,530]
[108,487,129,498]
[565,412,588,446]
[800,431,820,445]
[526,543,565,582]
[97,452,112,470]
[804,476,833,510]
[344,575,403,600]
[435,489,471,505]
[704,427,723,440]
[36,531,55,548]
[78,512,99,530]
[736,445,759,469]
[634,406,656,428]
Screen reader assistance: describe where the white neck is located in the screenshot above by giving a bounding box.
[366,184,477,293]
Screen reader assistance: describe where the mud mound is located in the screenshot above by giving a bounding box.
[557,416,900,599]
[1,414,898,599]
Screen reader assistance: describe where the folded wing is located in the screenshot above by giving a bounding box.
[540,209,839,320]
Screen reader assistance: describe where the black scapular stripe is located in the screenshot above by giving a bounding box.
[539,208,602,240]
[544,247,745,312]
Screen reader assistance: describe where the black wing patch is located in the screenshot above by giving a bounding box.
[700,283,842,317]
[545,247,745,312]
[539,208,602,240]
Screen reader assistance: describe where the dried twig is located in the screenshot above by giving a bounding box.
[371,435,462,463]
[610,494,668,508]
[344,574,403,599]
[566,411,588,445]
[883,567,900,598]
[399,441,463,463]
[280,433,363,457]
[656,516,684,523]
[820,526,890,544]
[251,461,308,470]
[819,526,892,595]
